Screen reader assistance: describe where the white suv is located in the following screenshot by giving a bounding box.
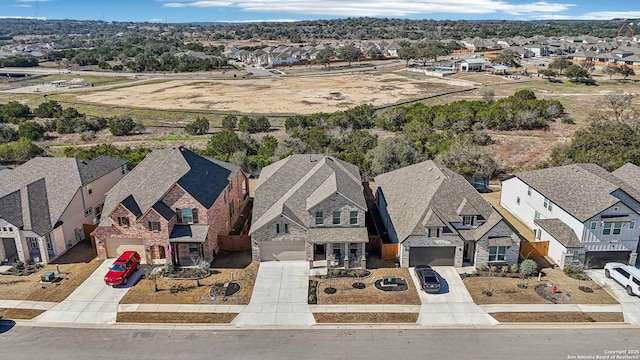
[604,262,640,296]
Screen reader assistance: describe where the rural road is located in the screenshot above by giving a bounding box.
[1,324,639,360]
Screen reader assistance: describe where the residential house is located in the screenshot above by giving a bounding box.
[500,163,640,269]
[375,160,520,268]
[250,154,368,269]
[458,58,486,72]
[92,147,249,265]
[0,156,127,264]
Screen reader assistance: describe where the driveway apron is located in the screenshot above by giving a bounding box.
[33,260,142,325]
[587,269,640,325]
[232,261,315,327]
[410,266,498,326]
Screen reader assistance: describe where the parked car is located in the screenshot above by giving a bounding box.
[470,182,492,193]
[604,262,640,296]
[414,265,441,293]
[104,251,141,286]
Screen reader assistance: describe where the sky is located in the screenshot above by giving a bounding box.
[1,0,639,23]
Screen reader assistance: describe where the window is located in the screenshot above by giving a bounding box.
[333,211,341,225]
[534,211,540,220]
[95,203,104,219]
[350,211,358,225]
[543,197,553,211]
[603,222,612,235]
[516,197,520,205]
[527,186,532,196]
[188,243,199,254]
[613,206,619,212]
[117,217,130,227]
[631,221,636,230]
[315,211,324,225]
[176,208,198,224]
[427,227,441,238]
[148,221,160,231]
[613,222,622,235]
[1,227,6,232]
[536,229,541,240]
[615,268,630,278]
[590,221,597,230]
[276,223,289,234]
[462,216,474,226]
[120,164,126,175]
[488,246,507,261]
[86,183,93,195]
[84,208,93,217]
[45,233,53,251]
[27,237,38,250]
[572,250,579,261]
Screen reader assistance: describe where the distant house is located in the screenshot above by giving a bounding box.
[458,58,486,72]
[250,155,368,269]
[92,147,249,265]
[500,163,640,269]
[375,160,520,268]
[0,156,127,264]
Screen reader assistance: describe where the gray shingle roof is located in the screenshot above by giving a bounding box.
[612,163,640,192]
[100,147,239,226]
[514,163,640,222]
[250,154,366,234]
[374,160,500,243]
[535,218,583,248]
[0,156,126,235]
[169,224,209,243]
[307,227,368,243]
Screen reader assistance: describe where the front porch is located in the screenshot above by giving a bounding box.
[312,242,367,270]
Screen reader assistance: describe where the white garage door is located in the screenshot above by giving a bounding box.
[260,240,306,261]
[105,238,145,259]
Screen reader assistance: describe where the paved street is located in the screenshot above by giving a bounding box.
[231,261,315,326]
[32,260,142,325]
[1,325,639,360]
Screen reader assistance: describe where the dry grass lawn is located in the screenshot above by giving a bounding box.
[314,312,418,323]
[117,312,237,324]
[491,312,623,323]
[315,268,420,305]
[0,241,103,302]
[120,262,258,305]
[464,267,618,305]
[0,308,45,320]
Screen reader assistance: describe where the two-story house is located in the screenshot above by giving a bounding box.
[250,154,368,269]
[92,147,249,265]
[375,160,520,268]
[500,163,640,269]
[0,156,127,264]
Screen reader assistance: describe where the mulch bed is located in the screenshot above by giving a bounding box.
[490,312,624,323]
[374,278,408,292]
[116,312,238,324]
[0,308,45,320]
[0,264,45,276]
[209,282,241,299]
[314,312,418,323]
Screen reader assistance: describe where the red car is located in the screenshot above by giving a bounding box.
[104,251,141,286]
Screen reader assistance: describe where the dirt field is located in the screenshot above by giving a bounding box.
[76,72,472,115]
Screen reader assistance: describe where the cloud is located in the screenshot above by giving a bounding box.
[160,0,574,17]
[15,0,53,2]
[147,18,165,22]
[533,11,640,20]
[12,4,32,7]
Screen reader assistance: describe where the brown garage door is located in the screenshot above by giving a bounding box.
[105,238,145,259]
[260,240,306,261]
[409,247,455,266]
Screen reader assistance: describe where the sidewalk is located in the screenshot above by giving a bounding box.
[119,304,245,313]
[0,299,57,311]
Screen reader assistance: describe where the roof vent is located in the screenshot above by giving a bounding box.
[435,175,440,179]
[428,167,433,171]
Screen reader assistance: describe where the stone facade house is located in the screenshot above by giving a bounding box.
[250,154,368,269]
[0,156,127,264]
[92,147,249,265]
[500,163,640,269]
[375,160,520,268]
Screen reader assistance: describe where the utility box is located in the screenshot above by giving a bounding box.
[41,271,55,282]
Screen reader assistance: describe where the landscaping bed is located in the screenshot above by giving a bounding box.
[0,263,45,276]
[463,267,618,305]
[116,312,237,324]
[0,308,45,320]
[314,268,420,305]
[490,312,624,323]
[120,262,258,305]
[313,312,418,323]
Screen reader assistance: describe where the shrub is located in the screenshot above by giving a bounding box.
[510,263,519,273]
[80,130,96,141]
[185,116,210,135]
[490,266,498,274]
[108,115,136,136]
[501,265,509,274]
[477,263,487,272]
[520,259,538,277]
[308,294,316,303]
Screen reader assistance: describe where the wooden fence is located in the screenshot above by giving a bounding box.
[83,224,97,249]
[367,235,399,260]
[520,240,549,258]
[218,235,252,251]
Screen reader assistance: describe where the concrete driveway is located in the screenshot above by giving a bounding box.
[587,269,640,325]
[33,260,142,325]
[232,261,314,327]
[409,266,498,326]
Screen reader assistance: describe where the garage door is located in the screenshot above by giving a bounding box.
[260,241,306,261]
[409,247,455,266]
[105,238,145,259]
[586,251,631,269]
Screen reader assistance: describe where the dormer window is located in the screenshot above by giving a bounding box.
[427,227,441,238]
[176,208,199,224]
[117,217,130,227]
[462,216,474,226]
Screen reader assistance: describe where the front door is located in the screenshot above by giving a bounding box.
[463,242,474,265]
